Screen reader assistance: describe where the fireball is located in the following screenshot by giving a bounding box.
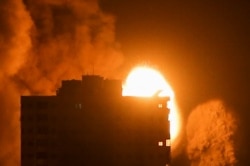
[122,66,181,148]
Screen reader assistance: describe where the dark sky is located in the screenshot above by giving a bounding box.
[100,1,250,165]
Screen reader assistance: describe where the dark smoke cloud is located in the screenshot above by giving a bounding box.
[0,0,32,76]
[0,0,123,165]
[186,100,237,166]
[0,0,32,165]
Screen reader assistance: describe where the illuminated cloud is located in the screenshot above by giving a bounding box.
[186,100,237,166]
[0,0,32,165]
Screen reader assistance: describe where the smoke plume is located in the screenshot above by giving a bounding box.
[186,100,237,166]
[0,0,123,165]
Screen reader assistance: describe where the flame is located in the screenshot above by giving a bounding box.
[122,66,181,147]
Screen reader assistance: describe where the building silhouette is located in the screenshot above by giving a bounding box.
[21,75,171,166]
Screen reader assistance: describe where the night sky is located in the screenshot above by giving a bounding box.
[100,1,250,165]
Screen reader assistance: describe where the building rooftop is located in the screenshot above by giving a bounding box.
[21,75,171,166]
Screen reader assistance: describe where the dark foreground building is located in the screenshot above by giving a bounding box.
[21,75,171,166]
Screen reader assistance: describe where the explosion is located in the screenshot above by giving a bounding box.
[186,100,237,166]
[0,0,123,165]
[123,66,174,97]
[123,66,181,149]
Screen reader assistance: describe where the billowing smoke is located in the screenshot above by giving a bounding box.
[0,0,123,165]
[186,100,237,166]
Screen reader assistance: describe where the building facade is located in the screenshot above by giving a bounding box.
[21,75,171,166]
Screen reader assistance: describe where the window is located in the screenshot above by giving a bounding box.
[36,101,48,110]
[36,114,48,121]
[21,103,34,109]
[166,139,171,146]
[27,140,34,146]
[36,139,49,146]
[75,103,82,109]
[24,153,34,158]
[158,104,163,108]
[158,141,163,146]
[36,152,48,159]
[37,127,49,134]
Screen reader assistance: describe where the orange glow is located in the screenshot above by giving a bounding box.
[122,66,181,146]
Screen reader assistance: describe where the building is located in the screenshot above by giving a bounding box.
[21,75,171,166]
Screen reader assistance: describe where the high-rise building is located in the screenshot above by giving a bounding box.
[21,75,171,166]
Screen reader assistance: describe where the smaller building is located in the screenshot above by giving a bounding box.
[21,75,171,166]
